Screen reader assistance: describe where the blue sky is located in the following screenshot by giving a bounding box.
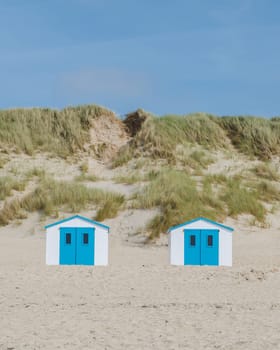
[0,0,280,116]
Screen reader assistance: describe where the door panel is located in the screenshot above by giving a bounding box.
[76,227,95,265]
[59,228,76,265]
[184,229,201,265]
[201,229,219,265]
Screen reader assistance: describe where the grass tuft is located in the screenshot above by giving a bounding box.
[111,147,133,168]
[133,114,227,160]
[0,178,124,225]
[114,174,143,184]
[220,178,266,222]
[75,174,99,182]
[25,167,46,180]
[0,105,114,157]
[251,162,279,181]
[133,168,271,238]
[80,162,89,174]
[133,169,223,239]
[0,157,8,168]
[0,176,26,200]
[253,181,280,202]
[219,116,280,159]
[95,196,125,221]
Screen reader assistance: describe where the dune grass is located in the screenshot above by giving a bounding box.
[75,174,99,182]
[95,195,125,221]
[75,161,99,181]
[0,157,8,168]
[0,178,124,226]
[1,104,280,162]
[0,198,25,225]
[249,180,280,202]
[0,105,114,156]
[179,149,214,170]
[133,168,271,238]
[113,112,280,168]
[111,147,133,168]
[112,113,227,167]
[114,174,143,184]
[133,114,227,159]
[203,174,228,184]
[0,176,26,200]
[80,162,89,174]
[219,116,280,159]
[251,162,279,181]
[189,150,214,168]
[133,169,224,239]
[1,105,280,163]
[114,169,161,184]
[257,181,280,202]
[25,167,46,180]
[209,174,272,222]
[219,178,266,222]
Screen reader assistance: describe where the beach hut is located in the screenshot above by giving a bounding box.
[45,215,109,266]
[168,217,234,266]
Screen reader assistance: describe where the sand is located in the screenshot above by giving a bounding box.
[0,210,280,350]
[0,154,280,349]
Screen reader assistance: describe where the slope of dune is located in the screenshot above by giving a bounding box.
[0,105,280,349]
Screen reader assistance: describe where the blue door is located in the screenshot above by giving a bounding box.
[60,227,76,265]
[184,229,219,266]
[184,229,201,265]
[76,228,95,265]
[201,229,219,265]
[59,227,95,265]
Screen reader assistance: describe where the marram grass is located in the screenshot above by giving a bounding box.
[0,105,113,156]
[133,169,224,239]
[133,169,270,239]
[0,176,26,200]
[0,178,124,226]
[113,113,280,167]
[1,105,280,161]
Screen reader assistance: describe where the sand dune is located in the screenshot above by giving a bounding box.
[0,150,280,349]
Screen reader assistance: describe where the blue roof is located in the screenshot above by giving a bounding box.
[167,217,234,233]
[45,215,110,231]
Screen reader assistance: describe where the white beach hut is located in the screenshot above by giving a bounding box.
[45,215,109,266]
[168,217,234,266]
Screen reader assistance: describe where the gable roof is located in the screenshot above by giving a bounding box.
[44,215,110,231]
[167,217,234,233]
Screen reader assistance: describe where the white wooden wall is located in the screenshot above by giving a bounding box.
[46,217,109,266]
[169,229,184,265]
[46,225,60,265]
[94,229,108,265]
[169,219,233,266]
[219,230,232,266]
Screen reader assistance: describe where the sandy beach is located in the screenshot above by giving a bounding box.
[1,210,280,350]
